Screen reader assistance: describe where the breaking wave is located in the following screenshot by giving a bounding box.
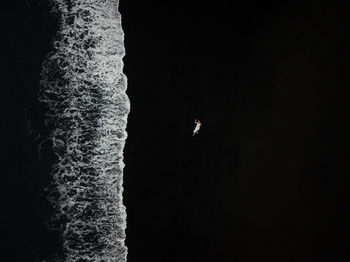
[38,0,129,261]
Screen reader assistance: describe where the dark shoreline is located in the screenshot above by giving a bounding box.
[121,1,350,261]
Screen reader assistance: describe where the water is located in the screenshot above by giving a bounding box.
[38,0,129,261]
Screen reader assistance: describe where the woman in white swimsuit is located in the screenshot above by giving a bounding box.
[192,119,202,136]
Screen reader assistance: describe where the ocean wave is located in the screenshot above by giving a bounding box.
[39,0,129,261]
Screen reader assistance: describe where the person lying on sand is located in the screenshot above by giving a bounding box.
[192,119,202,136]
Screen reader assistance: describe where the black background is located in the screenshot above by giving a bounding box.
[1,0,350,261]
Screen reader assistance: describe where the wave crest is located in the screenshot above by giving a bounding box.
[39,0,129,261]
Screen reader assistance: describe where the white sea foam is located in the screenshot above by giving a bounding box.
[39,0,129,261]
